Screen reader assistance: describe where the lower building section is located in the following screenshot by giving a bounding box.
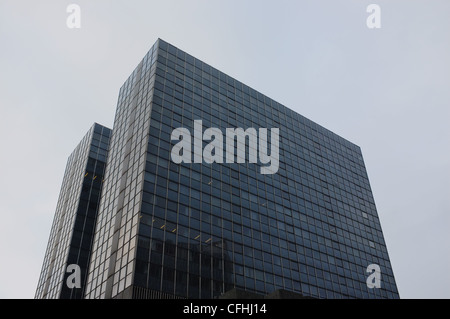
[113,285,185,299]
[112,285,312,299]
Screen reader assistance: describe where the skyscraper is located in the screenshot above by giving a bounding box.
[35,123,111,299]
[38,39,399,299]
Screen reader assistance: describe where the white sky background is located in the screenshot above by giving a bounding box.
[0,0,449,299]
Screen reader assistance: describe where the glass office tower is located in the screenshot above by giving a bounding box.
[35,123,111,299]
[80,38,399,299]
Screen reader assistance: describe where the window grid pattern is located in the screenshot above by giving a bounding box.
[133,39,399,299]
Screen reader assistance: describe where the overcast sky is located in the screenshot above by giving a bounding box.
[0,0,449,299]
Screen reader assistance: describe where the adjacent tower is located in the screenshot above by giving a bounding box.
[35,123,111,299]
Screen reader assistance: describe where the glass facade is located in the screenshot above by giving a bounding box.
[41,38,399,299]
[125,39,399,299]
[35,123,111,299]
